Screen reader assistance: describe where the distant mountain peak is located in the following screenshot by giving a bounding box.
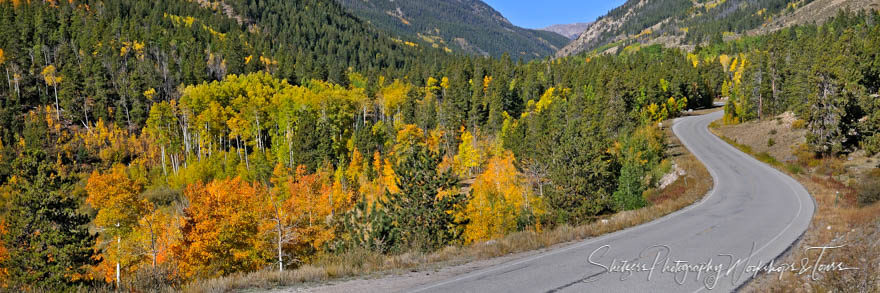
[540,22,593,39]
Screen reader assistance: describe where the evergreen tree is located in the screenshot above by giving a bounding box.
[1,150,96,290]
[377,144,464,252]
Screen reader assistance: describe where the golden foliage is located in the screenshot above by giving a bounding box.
[453,130,480,178]
[719,54,732,72]
[482,75,493,94]
[41,65,62,86]
[86,164,152,282]
[687,53,699,68]
[282,166,347,254]
[377,79,411,118]
[174,178,271,279]
[143,88,157,101]
[86,165,148,232]
[535,87,558,113]
[460,151,543,243]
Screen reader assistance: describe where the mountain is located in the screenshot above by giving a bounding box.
[557,0,880,57]
[335,0,570,59]
[540,22,593,39]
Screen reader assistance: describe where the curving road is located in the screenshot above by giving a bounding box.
[406,110,815,292]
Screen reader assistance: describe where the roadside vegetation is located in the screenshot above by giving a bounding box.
[183,116,714,292]
[712,114,879,292]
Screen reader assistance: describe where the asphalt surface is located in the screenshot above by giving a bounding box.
[408,110,815,293]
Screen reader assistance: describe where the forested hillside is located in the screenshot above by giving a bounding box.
[335,0,570,59]
[0,0,877,291]
[710,11,880,155]
[557,0,880,57]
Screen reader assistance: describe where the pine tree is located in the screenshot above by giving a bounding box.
[1,150,96,290]
[377,144,463,252]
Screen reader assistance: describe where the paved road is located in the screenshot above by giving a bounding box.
[409,111,815,292]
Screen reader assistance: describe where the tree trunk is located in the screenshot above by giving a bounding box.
[771,70,778,116]
[237,137,243,161]
[53,84,60,120]
[244,142,250,171]
[161,146,167,177]
[277,209,284,272]
[287,123,294,168]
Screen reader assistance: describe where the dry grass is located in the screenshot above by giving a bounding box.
[182,123,713,293]
[743,175,880,293]
[713,116,880,293]
[713,111,807,163]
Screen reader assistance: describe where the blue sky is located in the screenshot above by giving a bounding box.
[483,0,626,29]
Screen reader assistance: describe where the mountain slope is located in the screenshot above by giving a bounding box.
[540,22,593,39]
[0,0,446,131]
[336,0,570,59]
[751,0,880,34]
[558,0,880,57]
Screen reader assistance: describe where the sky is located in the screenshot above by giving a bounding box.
[483,0,626,29]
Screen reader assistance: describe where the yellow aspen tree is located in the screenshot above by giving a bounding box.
[86,164,150,282]
[425,77,440,100]
[377,79,411,121]
[733,55,747,84]
[346,148,364,183]
[461,151,541,243]
[285,166,336,257]
[381,158,400,194]
[719,54,732,72]
[130,208,178,269]
[687,52,699,68]
[394,124,425,155]
[535,87,556,113]
[482,75,493,94]
[41,65,62,120]
[174,178,271,279]
[454,130,480,177]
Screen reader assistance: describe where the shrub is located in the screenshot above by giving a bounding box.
[816,158,846,177]
[791,119,806,129]
[862,134,880,156]
[793,143,819,167]
[769,129,777,135]
[785,164,802,174]
[767,138,776,147]
[857,169,880,206]
[756,152,781,166]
